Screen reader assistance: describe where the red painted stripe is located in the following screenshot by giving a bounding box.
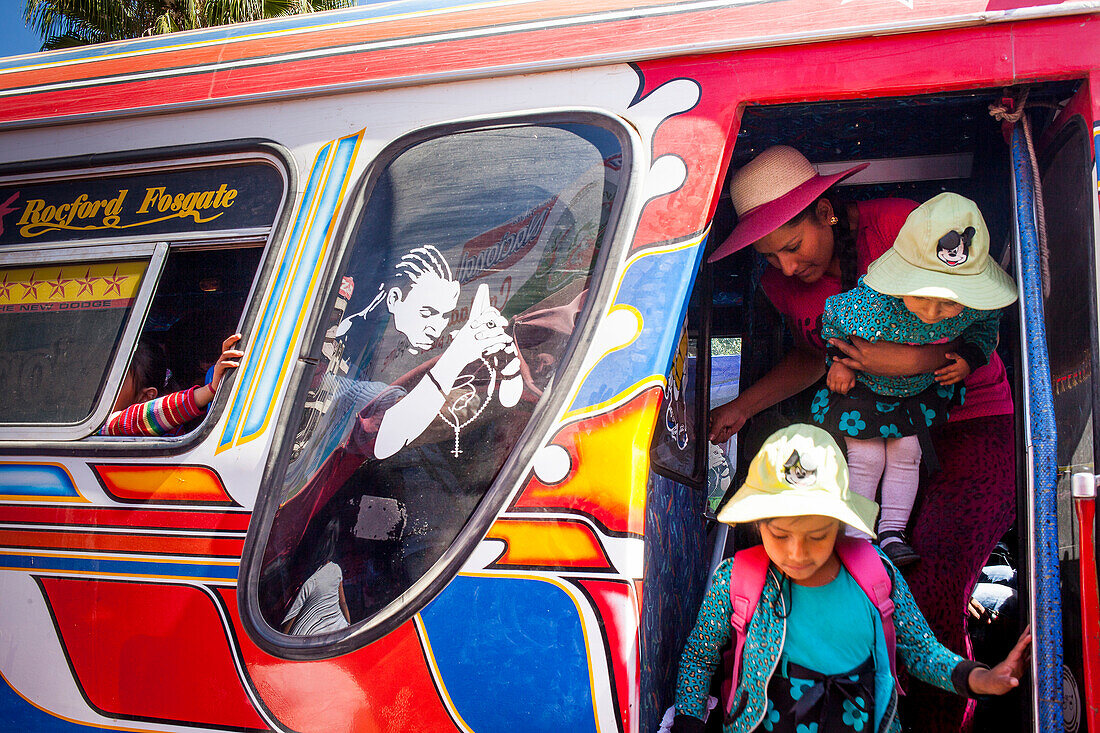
[0,0,1057,95]
[1074,500,1100,733]
[0,0,682,92]
[215,587,464,732]
[40,577,268,730]
[5,14,1098,127]
[576,579,636,730]
[0,528,244,557]
[0,505,251,532]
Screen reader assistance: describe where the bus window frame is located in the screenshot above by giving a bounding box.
[238,109,644,659]
[0,241,168,441]
[0,143,294,450]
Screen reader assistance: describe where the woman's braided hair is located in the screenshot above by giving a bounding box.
[786,192,859,291]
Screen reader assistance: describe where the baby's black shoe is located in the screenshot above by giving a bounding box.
[878,530,920,567]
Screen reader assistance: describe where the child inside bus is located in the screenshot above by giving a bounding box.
[812,193,1017,567]
[671,423,1030,733]
[100,333,244,436]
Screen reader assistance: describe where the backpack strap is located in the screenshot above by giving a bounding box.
[835,535,901,694]
[722,545,770,715]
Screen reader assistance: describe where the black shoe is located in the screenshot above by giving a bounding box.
[878,530,920,567]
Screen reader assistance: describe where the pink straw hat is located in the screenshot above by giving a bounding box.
[708,146,868,263]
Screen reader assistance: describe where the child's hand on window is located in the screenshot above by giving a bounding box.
[195,333,244,408]
[826,362,856,394]
[933,352,971,385]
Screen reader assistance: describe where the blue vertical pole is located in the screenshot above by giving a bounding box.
[1010,124,1063,733]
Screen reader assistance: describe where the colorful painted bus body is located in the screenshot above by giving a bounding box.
[0,2,1097,732]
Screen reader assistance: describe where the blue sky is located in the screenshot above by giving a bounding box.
[0,0,44,57]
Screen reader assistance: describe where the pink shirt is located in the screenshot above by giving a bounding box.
[760,198,1012,421]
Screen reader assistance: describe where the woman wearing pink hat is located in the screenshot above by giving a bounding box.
[707,146,1016,733]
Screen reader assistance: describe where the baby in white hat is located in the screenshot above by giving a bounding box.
[811,193,1018,566]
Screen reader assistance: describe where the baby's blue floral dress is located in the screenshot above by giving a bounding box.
[812,279,1001,440]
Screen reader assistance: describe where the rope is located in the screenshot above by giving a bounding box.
[990,90,1051,297]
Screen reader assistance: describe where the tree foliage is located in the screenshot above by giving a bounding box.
[24,0,354,50]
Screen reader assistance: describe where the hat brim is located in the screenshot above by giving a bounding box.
[863,248,1019,309]
[715,485,879,538]
[708,162,869,263]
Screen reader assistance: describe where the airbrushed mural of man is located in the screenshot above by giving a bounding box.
[334,244,522,459]
[263,244,528,628]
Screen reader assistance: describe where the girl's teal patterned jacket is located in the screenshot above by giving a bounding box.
[674,552,984,733]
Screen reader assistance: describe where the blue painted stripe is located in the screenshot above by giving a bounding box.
[0,673,101,732]
[219,140,334,450]
[1094,124,1100,190]
[0,465,79,499]
[568,240,704,414]
[0,553,238,580]
[420,575,597,733]
[239,133,360,442]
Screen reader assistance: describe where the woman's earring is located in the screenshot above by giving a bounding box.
[828,215,839,226]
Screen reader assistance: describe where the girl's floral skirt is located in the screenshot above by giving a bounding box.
[809,380,963,441]
[761,656,876,733]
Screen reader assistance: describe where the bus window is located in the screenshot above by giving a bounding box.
[144,246,261,391]
[0,151,286,442]
[0,151,288,440]
[96,243,265,438]
[253,119,629,647]
[0,245,165,439]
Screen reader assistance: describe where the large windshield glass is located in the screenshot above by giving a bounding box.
[256,122,625,637]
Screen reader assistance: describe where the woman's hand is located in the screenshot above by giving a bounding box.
[826,362,856,394]
[828,337,955,377]
[709,397,754,444]
[706,346,825,444]
[968,627,1031,696]
[967,597,998,624]
[934,353,972,385]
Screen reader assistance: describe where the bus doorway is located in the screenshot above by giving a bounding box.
[702,81,1097,733]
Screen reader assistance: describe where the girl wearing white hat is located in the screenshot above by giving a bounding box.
[671,425,1030,733]
[813,193,1017,567]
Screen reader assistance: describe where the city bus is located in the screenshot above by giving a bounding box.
[0,0,1096,731]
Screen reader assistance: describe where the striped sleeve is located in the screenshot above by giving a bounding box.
[99,386,207,437]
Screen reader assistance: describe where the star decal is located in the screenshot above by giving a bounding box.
[46,270,73,298]
[101,267,127,297]
[74,268,96,297]
[0,273,13,302]
[21,270,43,299]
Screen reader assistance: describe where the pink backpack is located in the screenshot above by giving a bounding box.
[720,536,900,716]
